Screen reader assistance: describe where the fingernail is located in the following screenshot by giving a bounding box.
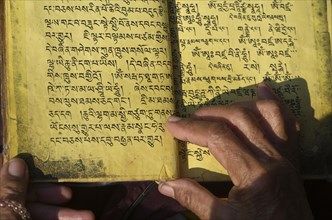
[258,83,275,99]
[258,82,271,90]
[159,182,175,197]
[8,158,26,178]
[168,116,182,122]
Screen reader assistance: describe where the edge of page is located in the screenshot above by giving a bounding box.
[1,0,22,162]
[0,0,6,158]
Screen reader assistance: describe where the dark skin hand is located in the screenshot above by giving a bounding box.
[0,83,313,220]
[0,155,94,220]
[159,83,313,220]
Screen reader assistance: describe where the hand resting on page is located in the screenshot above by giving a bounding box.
[159,83,313,220]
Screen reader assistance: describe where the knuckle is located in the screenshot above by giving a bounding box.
[176,187,195,209]
[1,182,25,198]
[208,122,230,141]
[254,164,270,177]
[241,165,270,186]
[172,179,202,210]
[260,100,283,115]
[207,122,234,151]
[182,191,193,208]
[230,106,255,121]
[182,120,198,136]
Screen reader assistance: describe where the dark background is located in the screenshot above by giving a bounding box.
[62,180,332,219]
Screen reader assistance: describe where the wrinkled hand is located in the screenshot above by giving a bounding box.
[0,155,94,220]
[158,83,313,220]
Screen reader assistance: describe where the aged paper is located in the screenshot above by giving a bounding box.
[4,0,179,182]
[3,0,331,182]
[172,0,331,180]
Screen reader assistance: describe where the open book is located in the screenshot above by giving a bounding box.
[1,0,331,182]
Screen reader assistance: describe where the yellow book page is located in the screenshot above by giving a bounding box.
[173,0,331,181]
[4,0,179,182]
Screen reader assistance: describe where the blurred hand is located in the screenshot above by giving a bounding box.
[0,155,94,220]
[159,83,313,220]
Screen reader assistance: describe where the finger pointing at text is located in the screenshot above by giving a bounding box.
[159,83,313,220]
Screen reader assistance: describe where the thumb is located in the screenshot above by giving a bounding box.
[158,179,231,219]
[0,157,29,217]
